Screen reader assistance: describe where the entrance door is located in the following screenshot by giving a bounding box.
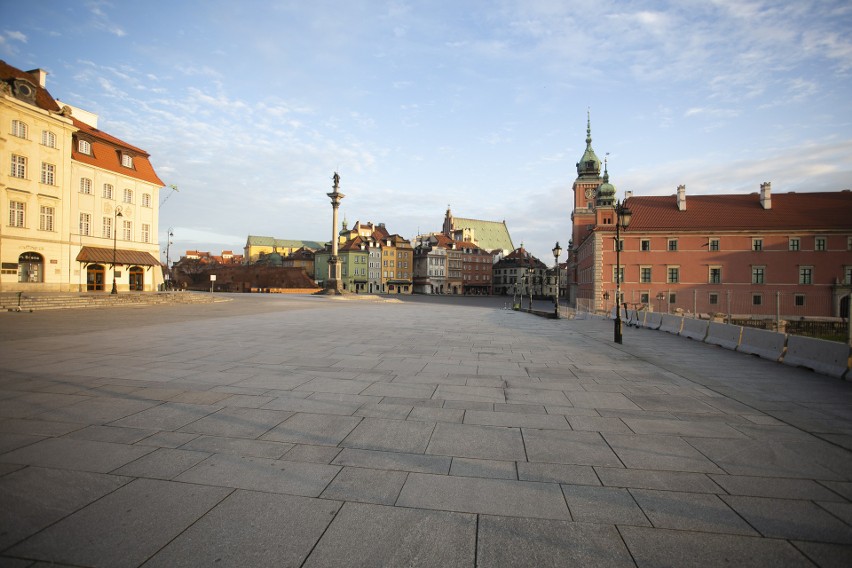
[87,264,105,291]
[129,266,144,291]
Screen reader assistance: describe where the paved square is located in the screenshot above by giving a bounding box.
[1,295,850,566]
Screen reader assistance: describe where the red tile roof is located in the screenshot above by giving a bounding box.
[71,117,165,186]
[624,191,852,232]
[0,60,61,113]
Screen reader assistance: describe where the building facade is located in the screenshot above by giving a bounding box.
[492,246,548,297]
[1,61,165,292]
[566,116,852,318]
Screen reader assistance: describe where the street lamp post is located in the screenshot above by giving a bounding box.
[613,199,633,344]
[552,242,561,318]
[164,227,174,290]
[111,206,123,294]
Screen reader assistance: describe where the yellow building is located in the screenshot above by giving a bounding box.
[244,236,324,264]
[1,61,166,292]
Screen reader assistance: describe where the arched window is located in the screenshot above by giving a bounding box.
[18,252,43,283]
[42,130,56,148]
[78,139,92,155]
[11,120,28,139]
[80,178,93,194]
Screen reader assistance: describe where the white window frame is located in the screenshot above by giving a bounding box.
[788,237,800,251]
[102,216,112,239]
[708,238,720,251]
[752,238,763,251]
[11,155,26,178]
[11,119,28,139]
[41,130,56,148]
[80,177,93,194]
[709,266,722,284]
[752,266,765,284]
[41,162,56,185]
[9,201,25,227]
[122,219,132,241]
[799,266,813,285]
[667,266,680,284]
[103,184,114,199]
[79,213,91,236]
[814,237,827,251]
[39,205,54,231]
[121,154,133,168]
[667,239,678,252]
[123,188,133,204]
[78,139,92,155]
[142,193,151,207]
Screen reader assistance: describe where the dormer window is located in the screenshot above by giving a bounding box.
[121,154,133,168]
[78,140,92,155]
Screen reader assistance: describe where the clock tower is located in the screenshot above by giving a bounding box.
[570,112,603,250]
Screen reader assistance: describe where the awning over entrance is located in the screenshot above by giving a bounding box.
[76,246,160,266]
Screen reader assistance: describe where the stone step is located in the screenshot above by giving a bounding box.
[0,292,222,311]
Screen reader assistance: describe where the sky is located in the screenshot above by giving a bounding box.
[3,0,851,264]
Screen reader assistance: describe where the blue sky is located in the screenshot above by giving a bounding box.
[3,0,851,263]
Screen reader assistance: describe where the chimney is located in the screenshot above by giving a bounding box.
[26,68,48,88]
[624,190,633,199]
[676,185,686,211]
[760,182,771,209]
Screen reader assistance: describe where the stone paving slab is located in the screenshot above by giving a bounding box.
[1,295,851,566]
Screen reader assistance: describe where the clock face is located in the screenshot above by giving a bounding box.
[584,187,596,199]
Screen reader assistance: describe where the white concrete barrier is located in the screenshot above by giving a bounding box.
[782,335,852,379]
[680,318,709,341]
[705,322,743,350]
[659,314,684,335]
[644,312,663,330]
[737,327,786,361]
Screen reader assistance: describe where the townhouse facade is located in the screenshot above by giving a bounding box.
[493,246,548,297]
[1,61,166,292]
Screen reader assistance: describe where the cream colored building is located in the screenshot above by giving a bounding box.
[1,61,165,292]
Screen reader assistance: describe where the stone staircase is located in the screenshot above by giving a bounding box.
[0,291,226,312]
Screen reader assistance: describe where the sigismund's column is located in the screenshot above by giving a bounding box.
[325,172,345,294]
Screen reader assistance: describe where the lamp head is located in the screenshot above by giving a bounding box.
[552,242,562,259]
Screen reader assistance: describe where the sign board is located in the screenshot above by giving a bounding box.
[210,275,217,281]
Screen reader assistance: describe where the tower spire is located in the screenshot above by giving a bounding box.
[586,108,592,148]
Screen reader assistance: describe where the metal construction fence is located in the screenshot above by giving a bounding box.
[575,288,851,343]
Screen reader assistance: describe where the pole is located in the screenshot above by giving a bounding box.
[111,208,122,294]
[726,289,732,324]
[614,219,623,344]
[776,290,781,333]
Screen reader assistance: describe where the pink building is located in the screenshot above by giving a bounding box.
[568,121,852,318]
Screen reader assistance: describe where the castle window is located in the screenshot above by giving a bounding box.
[708,238,720,251]
[41,163,56,185]
[640,239,651,251]
[752,238,763,251]
[789,238,800,251]
[815,237,826,251]
[667,239,678,252]
[79,140,92,155]
[799,266,813,285]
